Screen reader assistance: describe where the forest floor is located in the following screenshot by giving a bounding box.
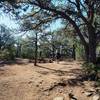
[0,59,99,100]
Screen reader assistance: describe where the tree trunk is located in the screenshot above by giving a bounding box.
[83,26,96,64]
[84,45,89,62]
[88,26,96,64]
[34,32,38,66]
[52,44,55,61]
[72,44,76,60]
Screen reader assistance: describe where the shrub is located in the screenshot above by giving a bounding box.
[0,49,15,60]
[82,62,96,73]
[81,62,100,80]
[96,57,100,64]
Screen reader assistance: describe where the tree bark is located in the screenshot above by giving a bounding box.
[52,44,55,61]
[72,44,76,60]
[84,45,89,62]
[34,32,38,66]
[88,26,96,63]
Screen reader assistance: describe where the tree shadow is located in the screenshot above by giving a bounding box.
[61,62,74,65]
[36,65,69,74]
[0,59,29,67]
[66,75,87,86]
[65,70,96,86]
[0,61,5,67]
[37,64,82,76]
[36,64,91,87]
[36,64,67,72]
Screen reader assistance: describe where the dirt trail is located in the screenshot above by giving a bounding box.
[0,60,97,100]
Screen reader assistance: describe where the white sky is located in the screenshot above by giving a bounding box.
[0,11,19,29]
[0,10,64,37]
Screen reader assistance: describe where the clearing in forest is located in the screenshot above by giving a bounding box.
[0,59,99,100]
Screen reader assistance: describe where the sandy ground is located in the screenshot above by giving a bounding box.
[0,59,98,100]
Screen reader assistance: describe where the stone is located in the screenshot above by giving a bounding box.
[92,94,100,100]
[71,99,77,100]
[96,88,100,92]
[28,81,33,84]
[84,91,93,97]
[88,88,95,92]
[43,92,50,96]
[53,96,64,100]
[68,93,77,100]
[39,80,43,84]
[81,90,85,93]
[36,84,39,87]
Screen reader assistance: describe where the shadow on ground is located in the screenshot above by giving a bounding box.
[0,59,90,87]
[0,58,30,67]
[36,65,89,87]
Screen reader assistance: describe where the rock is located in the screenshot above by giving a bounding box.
[39,80,43,84]
[68,93,77,100]
[36,84,39,87]
[38,75,42,77]
[88,88,95,92]
[43,92,50,96]
[81,90,85,93]
[84,91,93,97]
[96,88,100,93]
[53,96,64,100]
[28,81,33,84]
[92,94,100,100]
[56,87,63,93]
[71,99,77,100]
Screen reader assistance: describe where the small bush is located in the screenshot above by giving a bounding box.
[82,62,95,73]
[96,79,100,86]
[81,62,100,80]
[0,50,9,60]
[0,49,15,60]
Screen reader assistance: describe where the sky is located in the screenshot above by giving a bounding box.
[0,11,19,29]
[0,13,63,31]
[0,9,64,38]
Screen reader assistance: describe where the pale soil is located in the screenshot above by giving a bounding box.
[0,59,97,100]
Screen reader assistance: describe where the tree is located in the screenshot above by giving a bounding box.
[20,18,52,66]
[0,25,16,60]
[28,0,100,64]
[34,31,38,66]
[1,0,100,63]
[39,30,73,60]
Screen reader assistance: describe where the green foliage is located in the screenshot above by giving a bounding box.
[0,49,9,60]
[74,39,85,60]
[82,62,100,80]
[7,47,16,60]
[96,79,100,86]
[82,62,96,73]
[0,48,16,60]
[0,25,16,60]
[82,62,100,81]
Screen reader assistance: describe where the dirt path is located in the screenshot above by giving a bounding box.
[0,60,98,100]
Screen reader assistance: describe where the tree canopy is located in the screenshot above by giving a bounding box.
[0,0,100,63]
